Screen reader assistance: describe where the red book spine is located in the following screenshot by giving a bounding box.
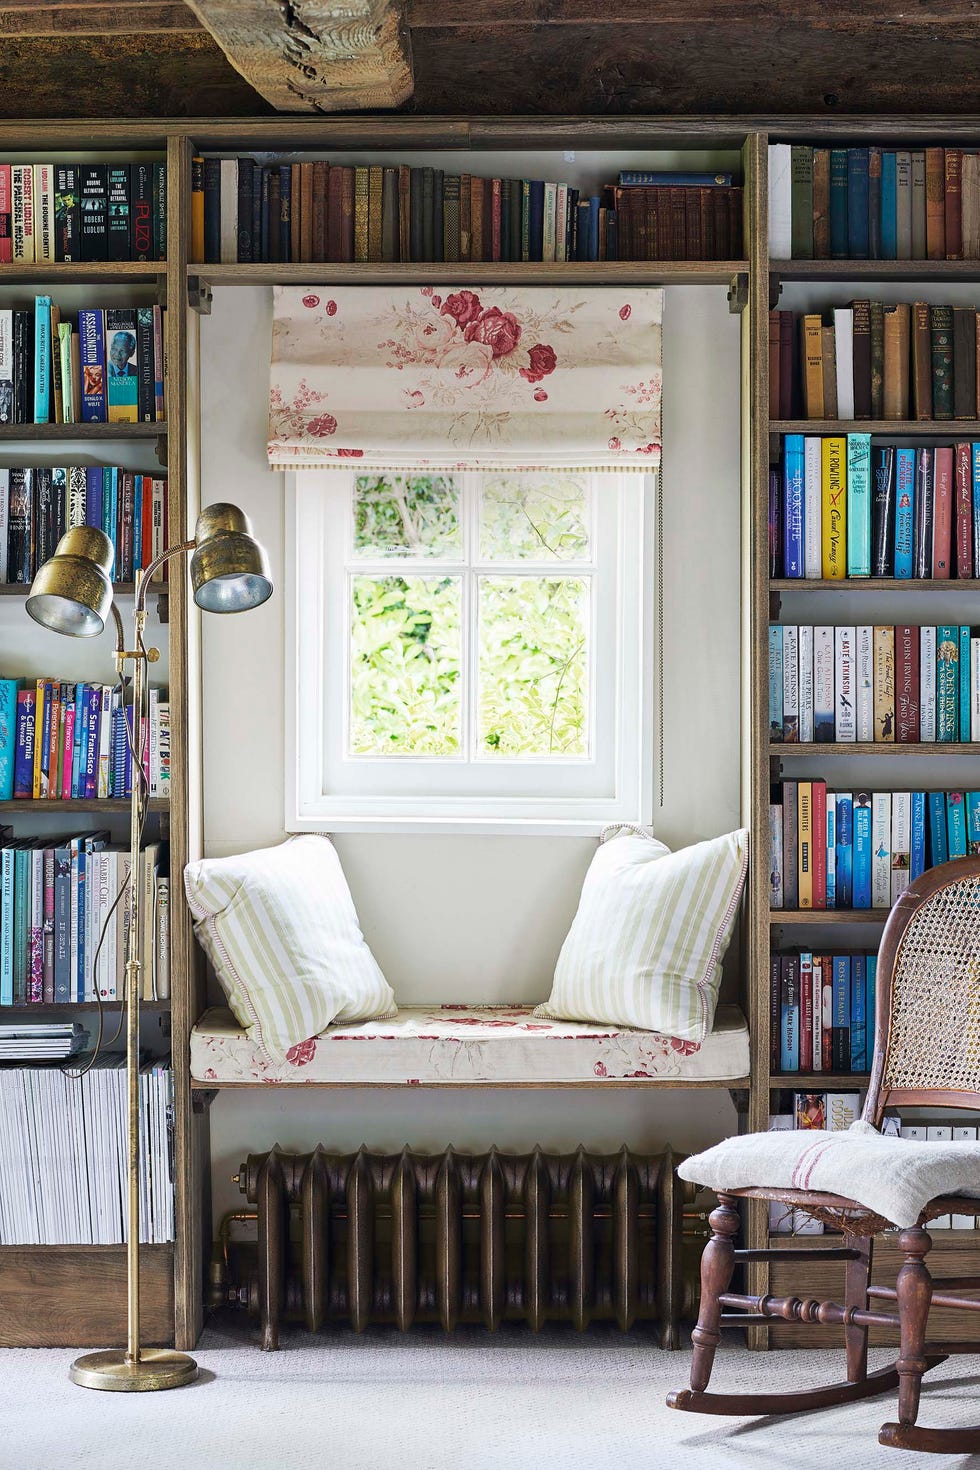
[820,959,833,1072]
[895,624,921,741]
[491,178,502,262]
[799,954,814,1072]
[955,441,973,577]
[932,444,954,577]
[0,164,11,263]
[140,474,152,574]
[811,780,827,908]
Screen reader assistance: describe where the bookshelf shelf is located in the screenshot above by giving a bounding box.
[0,1000,170,1013]
[0,422,166,442]
[771,910,889,925]
[770,420,980,436]
[771,258,980,282]
[771,742,978,756]
[770,578,980,591]
[771,1074,870,1088]
[193,260,748,288]
[0,262,166,285]
[0,798,168,813]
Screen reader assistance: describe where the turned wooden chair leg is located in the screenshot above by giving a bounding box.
[843,1232,873,1384]
[689,1192,740,1394]
[894,1226,933,1427]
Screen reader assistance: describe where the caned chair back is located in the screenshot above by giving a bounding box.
[864,856,980,1126]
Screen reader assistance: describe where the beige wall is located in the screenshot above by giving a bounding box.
[199,282,742,1221]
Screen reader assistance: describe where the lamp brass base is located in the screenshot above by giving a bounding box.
[69,1348,199,1392]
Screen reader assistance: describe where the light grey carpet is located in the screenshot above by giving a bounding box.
[3,1321,980,1470]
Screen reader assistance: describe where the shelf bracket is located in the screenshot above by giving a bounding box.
[769,274,783,310]
[727,271,749,314]
[188,276,213,316]
[192,1088,218,1115]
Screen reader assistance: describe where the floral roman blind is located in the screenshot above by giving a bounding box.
[268,284,662,472]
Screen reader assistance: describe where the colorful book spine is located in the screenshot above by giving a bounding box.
[783,434,805,577]
[845,433,871,576]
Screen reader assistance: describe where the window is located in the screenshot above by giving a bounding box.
[288,468,655,833]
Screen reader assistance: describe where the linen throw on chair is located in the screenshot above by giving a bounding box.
[267,285,662,472]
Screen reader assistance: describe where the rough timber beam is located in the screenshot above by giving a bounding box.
[184,0,413,112]
[0,2,201,36]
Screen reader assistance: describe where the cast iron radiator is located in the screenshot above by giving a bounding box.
[232,1143,689,1349]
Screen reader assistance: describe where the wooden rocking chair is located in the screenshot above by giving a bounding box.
[667,856,980,1455]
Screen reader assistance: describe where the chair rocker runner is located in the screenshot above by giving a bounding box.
[667,857,980,1455]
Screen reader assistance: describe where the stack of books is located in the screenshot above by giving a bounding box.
[1,465,168,584]
[773,437,980,580]
[768,1094,863,1234]
[0,1059,174,1243]
[0,300,166,426]
[769,304,979,422]
[0,679,170,802]
[769,783,980,911]
[0,831,168,1004]
[769,143,980,260]
[0,162,167,264]
[772,954,875,1073]
[770,624,980,743]
[0,1020,86,1059]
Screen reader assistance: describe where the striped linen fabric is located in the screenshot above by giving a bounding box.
[183,835,396,1062]
[535,827,749,1042]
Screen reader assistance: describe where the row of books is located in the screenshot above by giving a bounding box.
[773,438,980,580]
[768,1107,980,1234]
[769,304,979,423]
[192,159,743,265]
[771,951,876,1074]
[0,680,170,802]
[0,833,168,1006]
[0,162,167,265]
[769,783,980,911]
[0,465,168,585]
[0,1020,85,1059]
[768,144,980,261]
[769,624,980,744]
[0,1061,173,1244]
[0,302,166,426]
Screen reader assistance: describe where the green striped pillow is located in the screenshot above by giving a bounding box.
[183,835,396,1062]
[535,827,749,1041]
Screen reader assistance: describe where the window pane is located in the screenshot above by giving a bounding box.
[353,474,462,559]
[478,576,590,757]
[479,473,590,562]
[349,575,461,755]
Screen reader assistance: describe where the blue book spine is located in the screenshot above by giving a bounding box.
[947,791,968,858]
[101,467,113,545]
[894,448,915,578]
[853,795,873,907]
[846,149,870,257]
[830,149,849,258]
[960,626,972,742]
[83,685,100,799]
[866,956,877,1049]
[527,180,545,262]
[938,625,959,742]
[123,706,134,796]
[110,706,126,798]
[85,466,103,530]
[619,171,734,186]
[13,690,34,798]
[846,434,872,576]
[768,625,783,741]
[78,309,106,423]
[0,677,21,801]
[880,152,898,259]
[929,790,949,866]
[973,443,980,576]
[75,847,86,1001]
[851,954,867,1071]
[133,474,142,573]
[835,793,853,907]
[911,791,927,878]
[53,847,71,1002]
[109,468,119,568]
[587,196,600,261]
[833,955,851,1069]
[0,848,14,1005]
[826,799,836,910]
[71,683,85,798]
[783,434,805,576]
[33,294,52,423]
[967,791,980,855]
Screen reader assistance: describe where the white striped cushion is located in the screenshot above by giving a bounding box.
[535,828,749,1041]
[183,835,395,1062]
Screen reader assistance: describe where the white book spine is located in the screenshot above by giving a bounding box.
[219,159,237,264]
[803,437,822,577]
[813,625,835,740]
[798,624,814,741]
[921,625,937,742]
[33,164,54,263]
[555,184,568,263]
[835,625,856,742]
[542,181,557,262]
[826,1093,861,1131]
[97,684,112,799]
[782,625,799,741]
[769,804,784,909]
[103,852,117,1002]
[856,624,874,741]
[767,144,792,257]
[833,308,854,419]
[891,790,911,902]
[872,791,892,908]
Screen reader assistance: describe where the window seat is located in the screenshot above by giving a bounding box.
[189,1003,750,1089]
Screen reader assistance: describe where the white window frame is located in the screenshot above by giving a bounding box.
[286,468,656,836]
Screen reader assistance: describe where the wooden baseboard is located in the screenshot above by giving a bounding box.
[0,1244,174,1348]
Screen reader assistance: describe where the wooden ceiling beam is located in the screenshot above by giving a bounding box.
[408,0,980,21]
[184,0,413,112]
[0,2,201,34]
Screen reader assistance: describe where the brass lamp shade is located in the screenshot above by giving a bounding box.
[25,526,115,637]
[190,502,273,614]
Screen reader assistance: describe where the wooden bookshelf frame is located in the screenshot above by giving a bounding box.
[1,113,977,1352]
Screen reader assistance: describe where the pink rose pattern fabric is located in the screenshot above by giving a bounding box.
[268,285,662,470]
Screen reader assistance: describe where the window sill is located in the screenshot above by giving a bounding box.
[289,813,625,838]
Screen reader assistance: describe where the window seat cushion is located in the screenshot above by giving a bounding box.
[190,1002,750,1086]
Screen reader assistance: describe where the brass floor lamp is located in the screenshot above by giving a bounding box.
[26,503,272,1392]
